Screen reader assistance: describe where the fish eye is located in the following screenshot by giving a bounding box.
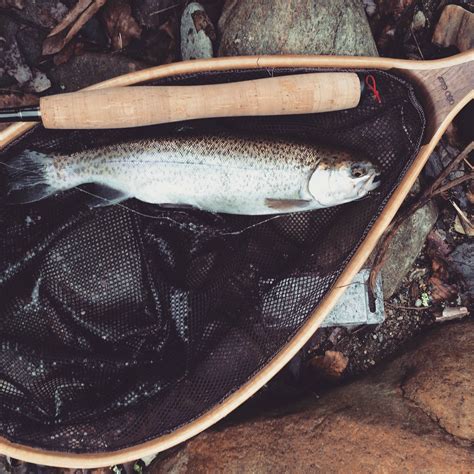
[351,164,367,178]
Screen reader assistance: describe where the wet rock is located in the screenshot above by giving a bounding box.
[432,4,474,52]
[411,10,426,31]
[48,52,146,91]
[381,201,438,298]
[0,16,51,92]
[181,2,215,60]
[218,0,378,57]
[151,322,474,472]
[450,242,474,298]
[16,26,46,67]
[401,322,474,441]
[0,0,26,10]
[12,0,69,29]
[423,143,460,181]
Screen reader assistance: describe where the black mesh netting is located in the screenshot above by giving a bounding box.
[0,68,425,453]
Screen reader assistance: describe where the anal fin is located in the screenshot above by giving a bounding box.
[81,184,130,208]
[265,198,312,211]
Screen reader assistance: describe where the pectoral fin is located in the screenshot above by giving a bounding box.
[264,198,312,211]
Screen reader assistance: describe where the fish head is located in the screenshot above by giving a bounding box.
[308,156,381,207]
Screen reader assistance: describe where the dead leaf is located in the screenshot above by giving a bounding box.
[378,0,415,19]
[53,40,85,66]
[467,185,474,205]
[429,276,458,302]
[426,229,452,258]
[454,214,474,236]
[159,17,178,64]
[0,92,38,131]
[309,351,348,380]
[42,0,107,56]
[192,9,216,41]
[432,5,474,52]
[102,0,142,51]
[429,257,458,303]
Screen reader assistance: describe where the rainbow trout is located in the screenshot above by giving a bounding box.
[6,133,380,215]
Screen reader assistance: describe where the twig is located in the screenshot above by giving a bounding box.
[434,172,473,195]
[385,302,432,311]
[369,142,473,294]
[410,26,425,60]
[150,2,182,16]
[451,200,474,231]
[429,142,473,192]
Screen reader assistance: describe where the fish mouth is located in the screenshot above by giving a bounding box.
[366,172,381,192]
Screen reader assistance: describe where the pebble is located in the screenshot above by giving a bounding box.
[180,2,215,60]
[412,11,426,31]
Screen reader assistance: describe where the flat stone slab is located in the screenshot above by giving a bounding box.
[151,321,474,472]
[322,268,384,327]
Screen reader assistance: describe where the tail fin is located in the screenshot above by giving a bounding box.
[5,150,58,204]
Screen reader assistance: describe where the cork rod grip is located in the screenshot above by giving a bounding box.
[39,72,361,129]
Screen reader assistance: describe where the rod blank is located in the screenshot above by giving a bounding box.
[0,106,41,123]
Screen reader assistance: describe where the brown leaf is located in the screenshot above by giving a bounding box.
[159,17,178,64]
[0,92,38,131]
[53,40,84,66]
[429,276,458,302]
[102,0,142,51]
[454,214,474,237]
[309,350,348,380]
[378,0,415,19]
[426,229,453,258]
[42,0,107,56]
[467,185,474,205]
[429,257,459,303]
[192,9,216,41]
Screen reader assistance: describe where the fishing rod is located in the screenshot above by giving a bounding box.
[0,72,365,129]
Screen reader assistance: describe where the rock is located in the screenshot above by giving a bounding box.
[432,5,474,52]
[411,10,426,31]
[0,15,51,92]
[0,0,26,10]
[423,143,460,181]
[48,52,146,91]
[181,2,215,60]
[16,26,46,67]
[401,322,474,441]
[151,322,474,472]
[218,0,378,57]
[11,0,69,29]
[381,201,438,299]
[450,242,474,298]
